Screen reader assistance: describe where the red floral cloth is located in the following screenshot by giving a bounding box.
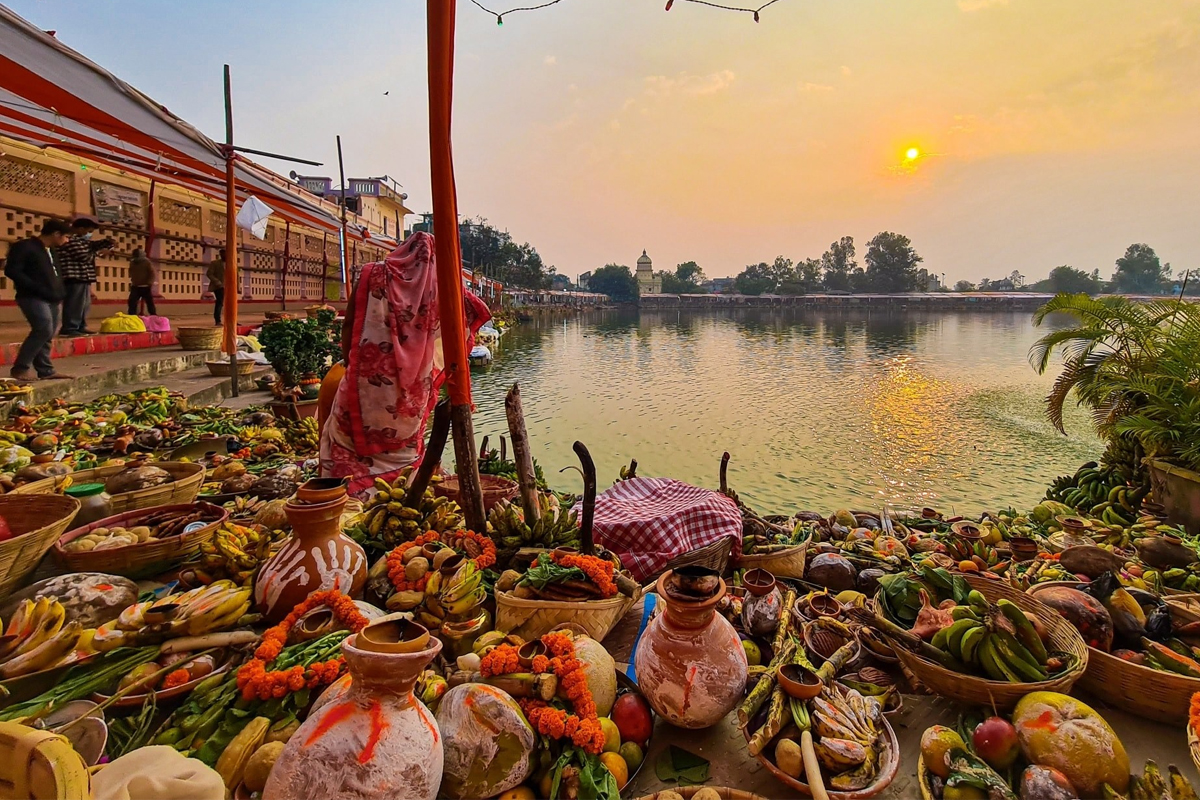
[575,477,743,582]
[319,232,489,492]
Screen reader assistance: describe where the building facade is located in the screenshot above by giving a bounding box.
[297,175,413,240]
[636,250,661,295]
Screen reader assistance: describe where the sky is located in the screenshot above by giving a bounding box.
[9,0,1199,283]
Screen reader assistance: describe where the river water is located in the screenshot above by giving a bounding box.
[468,308,1099,516]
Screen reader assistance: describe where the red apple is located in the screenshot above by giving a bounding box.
[610,692,652,746]
[973,716,1020,770]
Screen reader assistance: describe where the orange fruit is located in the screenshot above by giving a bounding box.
[920,725,966,779]
[958,560,980,573]
[599,751,630,788]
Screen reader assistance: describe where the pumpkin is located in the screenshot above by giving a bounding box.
[436,684,535,800]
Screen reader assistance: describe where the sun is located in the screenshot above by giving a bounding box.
[905,147,921,161]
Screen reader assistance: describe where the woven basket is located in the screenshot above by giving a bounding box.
[1029,582,1200,723]
[434,474,519,513]
[205,358,256,377]
[0,495,80,596]
[742,712,901,800]
[664,535,734,575]
[495,587,640,644]
[67,462,205,514]
[733,541,809,579]
[1190,726,1200,779]
[178,326,222,350]
[54,502,227,579]
[636,789,770,800]
[877,574,1088,711]
[8,474,69,496]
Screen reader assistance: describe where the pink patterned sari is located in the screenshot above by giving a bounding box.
[319,232,490,492]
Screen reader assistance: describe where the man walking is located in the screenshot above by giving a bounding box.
[57,217,113,336]
[207,249,226,325]
[4,218,72,380]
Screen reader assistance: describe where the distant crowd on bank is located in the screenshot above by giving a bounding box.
[1,217,229,380]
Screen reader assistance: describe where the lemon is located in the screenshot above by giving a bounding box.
[599,717,621,753]
[619,741,644,772]
[742,639,762,666]
[599,751,629,789]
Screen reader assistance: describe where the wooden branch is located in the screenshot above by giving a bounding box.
[450,403,486,532]
[405,398,451,507]
[505,383,541,524]
[573,441,597,556]
[478,435,489,461]
[720,451,730,494]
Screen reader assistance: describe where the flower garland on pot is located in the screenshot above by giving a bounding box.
[479,631,605,753]
[237,590,370,701]
[386,530,497,593]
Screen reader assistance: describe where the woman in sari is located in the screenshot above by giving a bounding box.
[319,232,490,493]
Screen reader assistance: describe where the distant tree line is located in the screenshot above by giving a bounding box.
[958,244,1185,296]
[411,216,559,290]
[732,232,924,296]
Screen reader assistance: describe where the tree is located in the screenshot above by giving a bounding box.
[819,237,857,292]
[954,280,975,292]
[1041,265,1100,295]
[1009,270,1026,289]
[658,262,706,294]
[979,278,992,291]
[675,261,706,287]
[588,264,639,302]
[734,262,776,295]
[863,232,922,293]
[795,258,823,294]
[456,217,554,290]
[1112,243,1171,295]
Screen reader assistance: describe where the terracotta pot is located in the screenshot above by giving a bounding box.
[1009,536,1040,562]
[295,477,348,505]
[633,571,748,729]
[263,635,444,800]
[254,494,368,622]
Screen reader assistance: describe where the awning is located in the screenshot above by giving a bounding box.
[0,4,341,233]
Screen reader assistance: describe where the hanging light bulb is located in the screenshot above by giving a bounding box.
[753,10,760,21]
[496,14,503,25]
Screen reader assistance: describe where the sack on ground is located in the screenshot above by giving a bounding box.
[99,313,146,333]
[140,315,171,332]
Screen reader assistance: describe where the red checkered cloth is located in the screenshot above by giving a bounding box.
[574,477,743,583]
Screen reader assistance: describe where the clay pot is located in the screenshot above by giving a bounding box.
[263,635,444,800]
[357,616,431,654]
[634,570,748,729]
[742,568,776,597]
[254,494,368,622]
[1010,536,1040,562]
[295,477,348,505]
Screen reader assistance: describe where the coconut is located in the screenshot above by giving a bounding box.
[253,499,289,531]
[437,684,535,800]
[105,464,172,495]
[573,636,617,716]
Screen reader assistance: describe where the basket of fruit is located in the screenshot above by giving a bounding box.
[868,570,1087,710]
[0,494,81,597]
[64,461,205,514]
[636,789,770,800]
[54,502,228,579]
[734,541,809,580]
[1029,577,1200,723]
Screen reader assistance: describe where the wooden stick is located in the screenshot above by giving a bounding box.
[505,384,541,524]
[573,441,598,556]
[627,459,637,479]
[450,404,487,532]
[500,435,507,463]
[405,398,451,508]
[478,435,489,461]
[720,451,730,494]
[447,670,557,701]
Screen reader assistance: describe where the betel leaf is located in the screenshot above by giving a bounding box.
[520,553,586,590]
[550,746,620,800]
[655,745,710,786]
[945,747,1017,800]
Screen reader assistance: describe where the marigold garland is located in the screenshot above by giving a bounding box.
[1190,691,1200,737]
[479,630,605,753]
[385,530,497,594]
[550,551,617,598]
[236,590,369,701]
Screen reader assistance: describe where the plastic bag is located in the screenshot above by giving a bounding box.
[140,315,171,333]
[99,313,146,333]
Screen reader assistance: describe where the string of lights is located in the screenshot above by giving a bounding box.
[467,0,788,25]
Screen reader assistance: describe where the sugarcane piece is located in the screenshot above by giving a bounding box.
[572,441,597,555]
[404,398,451,507]
[447,670,557,701]
[747,684,786,756]
[815,640,859,683]
[737,637,797,726]
[847,605,965,670]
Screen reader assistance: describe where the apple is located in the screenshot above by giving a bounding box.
[610,692,652,746]
[973,716,1020,770]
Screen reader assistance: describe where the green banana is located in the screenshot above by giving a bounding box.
[945,619,983,661]
[977,635,1007,681]
[967,590,989,615]
[993,630,1048,681]
[960,624,987,664]
[997,599,1048,664]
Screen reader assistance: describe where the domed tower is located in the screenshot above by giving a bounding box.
[636,249,660,294]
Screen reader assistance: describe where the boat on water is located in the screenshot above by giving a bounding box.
[469,344,493,366]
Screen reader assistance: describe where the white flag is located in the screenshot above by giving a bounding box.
[236,196,274,240]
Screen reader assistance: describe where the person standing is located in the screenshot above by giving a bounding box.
[207,249,225,325]
[4,218,72,380]
[56,217,113,336]
[127,248,157,316]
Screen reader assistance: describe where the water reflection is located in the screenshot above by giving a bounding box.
[466,308,1098,514]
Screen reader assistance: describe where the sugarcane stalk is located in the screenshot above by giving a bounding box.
[737,637,796,727]
[747,684,786,756]
[815,640,859,684]
[847,605,965,671]
[447,671,557,701]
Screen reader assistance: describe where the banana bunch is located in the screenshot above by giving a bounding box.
[931,593,1054,683]
[487,496,580,570]
[0,597,88,679]
[0,429,28,446]
[93,581,253,650]
[224,495,268,520]
[811,684,883,791]
[190,523,287,586]
[1047,461,1148,523]
[416,561,487,629]
[286,417,319,454]
[360,468,463,548]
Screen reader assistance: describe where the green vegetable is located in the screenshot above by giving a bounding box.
[550,746,620,800]
[520,553,585,590]
[0,647,159,722]
[945,747,1018,800]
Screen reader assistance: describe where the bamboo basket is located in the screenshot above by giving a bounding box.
[435,474,519,513]
[742,712,901,800]
[636,789,770,800]
[877,574,1088,711]
[205,358,256,377]
[1029,582,1200,723]
[67,461,205,514]
[53,502,227,579]
[0,494,80,596]
[178,326,222,350]
[664,535,734,575]
[8,474,68,495]
[1190,725,1200,780]
[733,541,809,579]
[0,721,90,800]
[495,586,641,644]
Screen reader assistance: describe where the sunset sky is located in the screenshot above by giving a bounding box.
[10,0,1199,283]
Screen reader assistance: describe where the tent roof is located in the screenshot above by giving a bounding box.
[0,4,343,234]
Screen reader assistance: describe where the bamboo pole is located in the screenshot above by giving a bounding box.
[222,64,239,398]
[405,398,451,507]
[427,0,485,533]
[504,383,541,524]
[336,135,350,292]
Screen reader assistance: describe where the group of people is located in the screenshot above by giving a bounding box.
[3,217,229,380]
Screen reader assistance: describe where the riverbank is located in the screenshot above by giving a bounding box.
[640,292,1056,311]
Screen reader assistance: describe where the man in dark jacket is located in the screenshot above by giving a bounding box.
[4,218,72,380]
[56,217,113,336]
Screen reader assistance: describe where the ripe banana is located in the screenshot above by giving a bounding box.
[0,621,82,678]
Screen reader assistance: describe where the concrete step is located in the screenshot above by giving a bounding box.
[18,348,220,408]
[117,364,273,409]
